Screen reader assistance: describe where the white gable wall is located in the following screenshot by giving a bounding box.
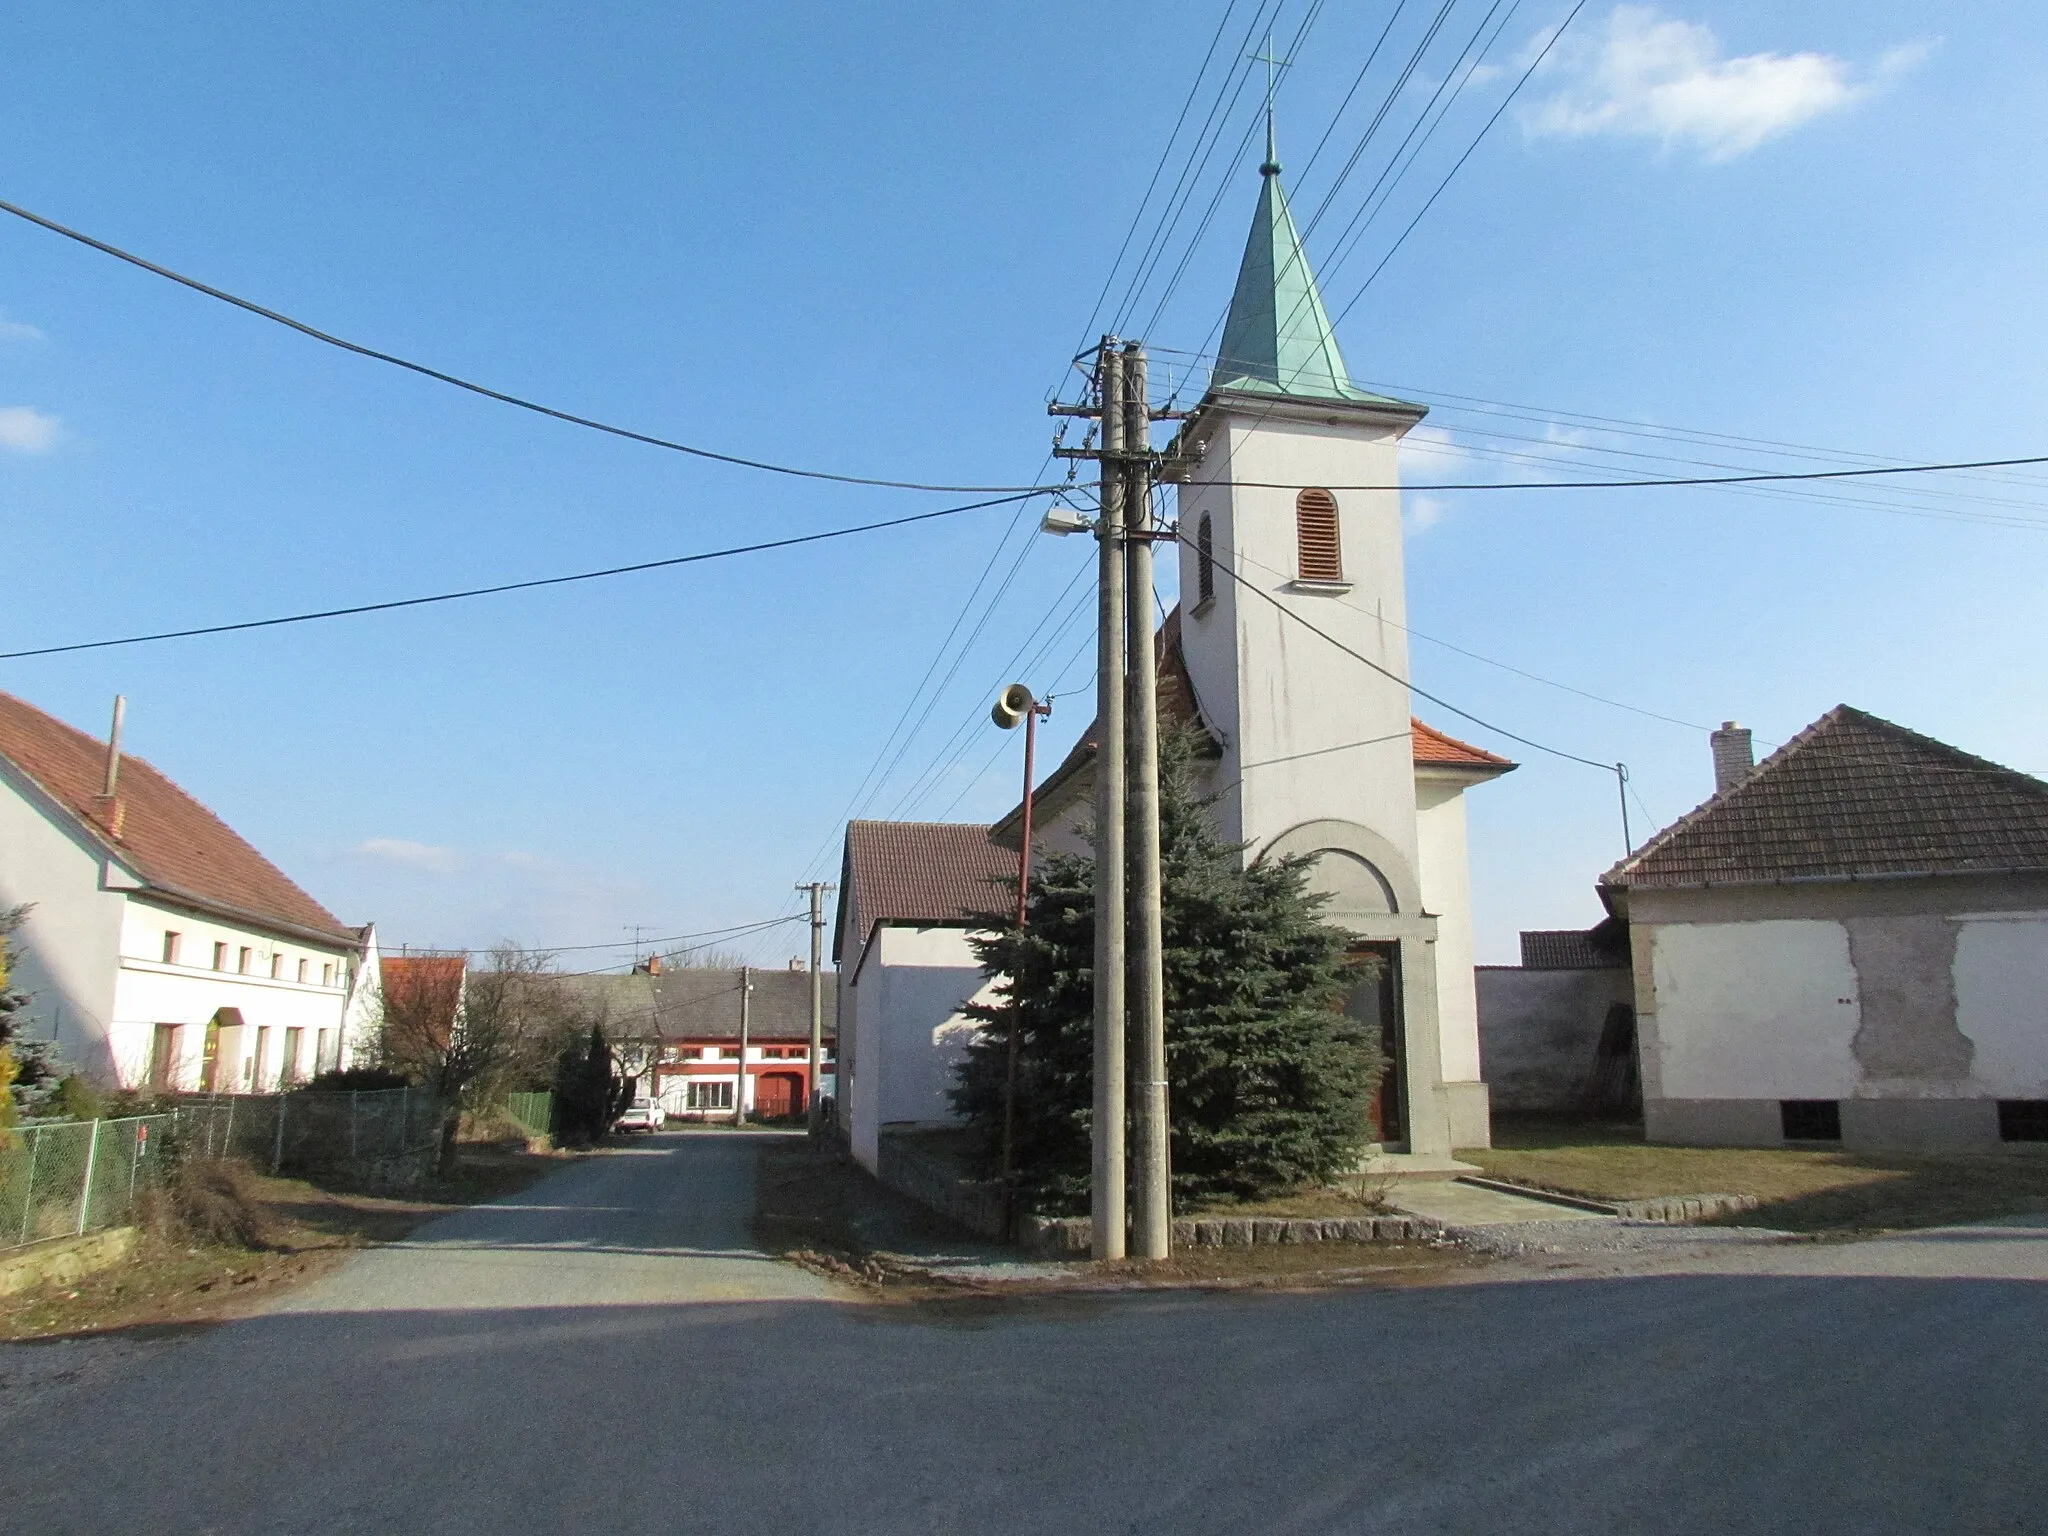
[1632,879,2048,1147]
[0,762,127,1078]
[844,924,997,1172]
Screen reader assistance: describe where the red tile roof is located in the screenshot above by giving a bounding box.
[1604,705,2048,890]
[1411,719,1513,767]
[834,820,1013,966]
[377,955,466,1046]
[0,690,359,945]
[995,610,1512,842]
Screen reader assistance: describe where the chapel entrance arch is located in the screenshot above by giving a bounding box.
[1262,820,1429,1154]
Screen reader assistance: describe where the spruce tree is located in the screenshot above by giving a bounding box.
[952,727,1382,1213]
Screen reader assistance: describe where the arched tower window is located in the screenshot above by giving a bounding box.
[1295,489,1343,583]
[1196,513,1215,606]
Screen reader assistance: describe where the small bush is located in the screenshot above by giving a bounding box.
[307,1066,412,1092]
[141,1156,273,1250]
[50,1074,102,1121]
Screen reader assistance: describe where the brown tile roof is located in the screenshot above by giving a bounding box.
[0,690,359,945]
[1604,705,2048,890]
[1519,923,1629,970]
[557,966,838,1041]
[835,820,1012,966]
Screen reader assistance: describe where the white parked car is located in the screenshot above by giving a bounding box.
[614,1098,666,1133]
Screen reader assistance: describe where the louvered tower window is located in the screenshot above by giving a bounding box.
[1295,489,1343,582]
[1196,513,1215,605]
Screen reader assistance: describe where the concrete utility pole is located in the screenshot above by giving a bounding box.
[1122,340,1171,1260]
[735,965,752,1127]
[796,882,834,1133]
[1092,339,1129,1262]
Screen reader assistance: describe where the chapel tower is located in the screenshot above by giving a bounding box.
[1172,143,1487,1159]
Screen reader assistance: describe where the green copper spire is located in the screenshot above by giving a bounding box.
[1209,154,1390,405]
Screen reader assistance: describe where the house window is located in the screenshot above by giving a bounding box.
[315,1028,331,1073]
[297,958,309,983]
[270,952,283,979]
[213,942,228,971]
[1196,513,1215,606]
[162,931,182,965]
[321,963,334,987]
[1998,1101,2048,1142]
[1780,1100,1841,1142]
[687,1080,734,1111]
[252,1027,270,1088]
[237,946,252,975]
[282,1027,305,1086]
[1295,488,1343,583]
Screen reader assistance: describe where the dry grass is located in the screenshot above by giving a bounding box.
[755,1140,1465,1298]
[1462,1120,2048,1233]
[1185,1178,1391,1219]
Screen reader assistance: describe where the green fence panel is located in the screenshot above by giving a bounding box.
[505,1092,553,1138]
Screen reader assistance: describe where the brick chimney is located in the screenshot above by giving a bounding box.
[95,694,128,839]
[1711,721,1754,794]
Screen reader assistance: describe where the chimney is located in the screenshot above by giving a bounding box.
[97,694,128,838]
[1711,721,1754,794]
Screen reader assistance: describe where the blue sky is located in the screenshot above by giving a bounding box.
[4,1,2045,968]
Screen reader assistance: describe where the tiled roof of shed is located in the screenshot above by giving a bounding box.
[842,820,1012,934]
[1518,929,1626,970]
[556,966,837,1042]
[1603,705,2048,890]
[0,690,359,945]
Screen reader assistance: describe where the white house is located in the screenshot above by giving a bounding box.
[833,145,1516,1174]
[1603,708,2048,1150]
[0,691,376,1092]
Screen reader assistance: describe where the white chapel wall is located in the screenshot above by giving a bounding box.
[1178,408,1417,866]
[1415,779,1482,1086]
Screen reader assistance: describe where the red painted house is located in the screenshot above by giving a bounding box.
[558,964,836,1120]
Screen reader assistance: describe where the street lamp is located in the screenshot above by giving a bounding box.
[992,681,1052,1238]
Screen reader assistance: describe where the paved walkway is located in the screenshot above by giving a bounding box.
[275,1129,841,1313]
[1386,1177,1609,1228]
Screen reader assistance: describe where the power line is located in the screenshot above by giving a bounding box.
[1330,0,1589,324]
[1188,451,2048,496]
[1205,548,1616,770]
[0,196,1057,497]
[0,491,1040,661]
[397,915,801,960]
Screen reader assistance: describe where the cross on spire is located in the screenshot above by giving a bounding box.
[1252,32,1290,177]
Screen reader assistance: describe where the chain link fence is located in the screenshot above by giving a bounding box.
[0,1116,166,1250]
[0,1088,449,1255]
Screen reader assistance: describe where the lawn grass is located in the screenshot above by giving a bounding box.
[1461,1119,2048,1233]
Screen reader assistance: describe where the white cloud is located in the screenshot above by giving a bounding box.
[355,836,464,874]
[0,406,59,453]
[1525,8,1930,161]
[0,316,44,344]
[1404,494,1449,535]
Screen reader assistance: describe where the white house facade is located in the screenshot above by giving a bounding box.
[0,691,373,1092]
[1604,709,2048,1149]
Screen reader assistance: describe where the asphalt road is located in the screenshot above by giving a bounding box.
[4,1130,2045,1534]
